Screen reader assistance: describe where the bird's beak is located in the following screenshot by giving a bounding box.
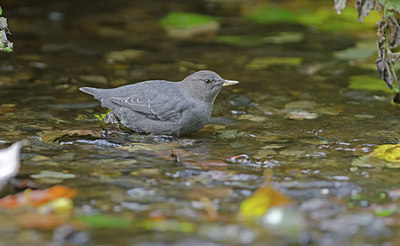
[222,80,239,87]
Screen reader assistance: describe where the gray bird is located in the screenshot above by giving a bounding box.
[80,70,239,136]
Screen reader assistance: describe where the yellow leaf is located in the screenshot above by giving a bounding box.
[372,144,400,162]
[239,186,291,219]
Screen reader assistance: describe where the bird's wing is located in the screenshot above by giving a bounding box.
[109,93,193,121]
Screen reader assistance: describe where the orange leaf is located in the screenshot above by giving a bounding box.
[0,185,77,209]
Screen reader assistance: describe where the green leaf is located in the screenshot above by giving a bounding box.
[0,6,2,16]
[375,208,395,217]
[159,12,217,28]
[76,214,132,228]
[379,0,400,12]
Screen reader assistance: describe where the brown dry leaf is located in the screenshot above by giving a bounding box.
[388,15,400,49]
[153,148,194,161]
[64,129,102,138]
[184,160,228,170]
[16,213,68,229]
[0,104,16,113]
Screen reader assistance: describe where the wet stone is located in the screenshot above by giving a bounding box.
[285,110,319,120]
[78,75,108,85]
[106,49,144,64]
[228,94,252,106]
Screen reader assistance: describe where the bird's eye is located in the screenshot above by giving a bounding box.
[205,79,211,84]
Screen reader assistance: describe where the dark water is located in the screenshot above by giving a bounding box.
[1,0,400,245]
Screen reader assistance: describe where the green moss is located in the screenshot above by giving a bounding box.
[298,7,380,31]
[159,12,217,28]
[76,214,132,228]
[348,75,390,92]
[247,5,298,24]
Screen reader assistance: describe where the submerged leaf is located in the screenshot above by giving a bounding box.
[239,186,291,219]
[0,185,77,209]
[371,144,400,162]
[77,214,132,228]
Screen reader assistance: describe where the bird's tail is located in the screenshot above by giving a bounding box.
[79,87,99,96]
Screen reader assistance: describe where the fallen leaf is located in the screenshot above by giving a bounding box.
[371,144,400,162]
[0,185,77,209]
[186,186,233,200]
[17,213,68,229]
[0,103,16,113]
[184,160,228,170]
[76,214,132,228]
[239,186,291,219]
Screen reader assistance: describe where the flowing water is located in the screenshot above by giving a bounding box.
[1,0,400,245]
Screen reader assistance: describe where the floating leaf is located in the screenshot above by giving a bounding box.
[76,214,132,228]
[239,186,291,220]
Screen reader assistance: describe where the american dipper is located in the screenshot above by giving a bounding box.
[80,70,239,136]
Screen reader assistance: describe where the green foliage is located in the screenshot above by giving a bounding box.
[159,12,217,28]
[94,110,113,122]
[0,5,12,53]
[379,0,400,12]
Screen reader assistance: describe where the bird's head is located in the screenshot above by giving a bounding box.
[180,70,239,103]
